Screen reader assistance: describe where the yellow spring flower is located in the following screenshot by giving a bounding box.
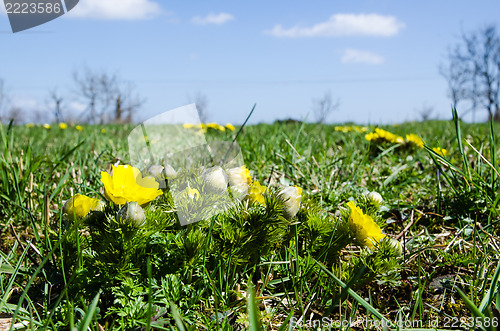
[59,123,68,130]
[183,123,195,129]
[365,128,404,144]
[279,186,303,219]
[347,201,385,248]
[101,128,107,133]
[100,164,163,206]
[405,134,424,148]
[432,147,449,156]
[248,181,266,205]
[63,193,105,219]
[225,123,235,131]
[43,124,51,129]
[227,165,252,189]
[75,125,83,131]
[207,123,226,131]
[26,123,35,128]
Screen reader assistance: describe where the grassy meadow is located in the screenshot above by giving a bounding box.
[1,111,500,330]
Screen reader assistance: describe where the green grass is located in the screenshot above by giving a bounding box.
[1,113,500,330]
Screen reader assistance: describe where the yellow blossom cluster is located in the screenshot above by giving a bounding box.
[183,123,235,132]
[432,147,449,156]
[365,128,404,144]
[334,125,369,133]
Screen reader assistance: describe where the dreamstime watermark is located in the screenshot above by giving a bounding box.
[128,104,248,226]
[3,0,79,33]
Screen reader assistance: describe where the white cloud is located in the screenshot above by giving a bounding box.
[67,0,162,20]
[341,49,385,64]
[191,13,234,25]
[265,13,405,38]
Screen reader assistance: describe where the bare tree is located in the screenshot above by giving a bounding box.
[73,67,142,124]
[47,88,65,123]
[312,90,340,123]
[188,91,209,123]
[441,25,500,121]
[416,103,434,121]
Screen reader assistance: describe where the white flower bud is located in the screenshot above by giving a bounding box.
[163,163,177,179]
[202,166,228,193]
[148,165,164,179]
[279,186,303,219]
[366,191,383,205]
[117,201,146,226]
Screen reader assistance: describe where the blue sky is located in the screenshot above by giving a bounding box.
[1,0,499,125]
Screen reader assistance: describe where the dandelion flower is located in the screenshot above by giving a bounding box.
[100,164,163,206]
[225,123,235,131]
[207,123,226,131]
[202,166,228,193]
[101,129,107,133]
[405,134,424,148]
[63,193,105,219]
[59,123,68,130]
[43,124,51,129]
[432,147,449,156]
[75,125,83,131]
[26,123,34,128]
[279,186,303,219]
[347,200,385,248]
[365,128,404,144]
[248,181,266,205]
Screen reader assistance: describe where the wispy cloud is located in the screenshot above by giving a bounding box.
[67,0,162,20]
[341,49,385,65]
[265,13,405,38]
[191,13,234,25]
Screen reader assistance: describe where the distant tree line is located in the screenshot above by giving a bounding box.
[0,67,144,125]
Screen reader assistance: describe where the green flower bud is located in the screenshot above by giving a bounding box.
[389,238,403,256]
[117,201,146,226]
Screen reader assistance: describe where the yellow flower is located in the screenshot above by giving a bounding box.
[184,187,200,200]
[43,123,51,129]
[248,181,266,205]
[59,123,68,129]
[365,128,404,144]
[183,123,195,129]
[207,123,226,131]
[101,128,107,133]
[227,165,252,189]
[347,201,385,248]
[225,123,235,131]
[26,123,34,128]
[63,193,104,219]
[405,134,424,148]
[279,186,303,219]
[100,164,163,206]
[75,125,83,131]
[432,147,449,156]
